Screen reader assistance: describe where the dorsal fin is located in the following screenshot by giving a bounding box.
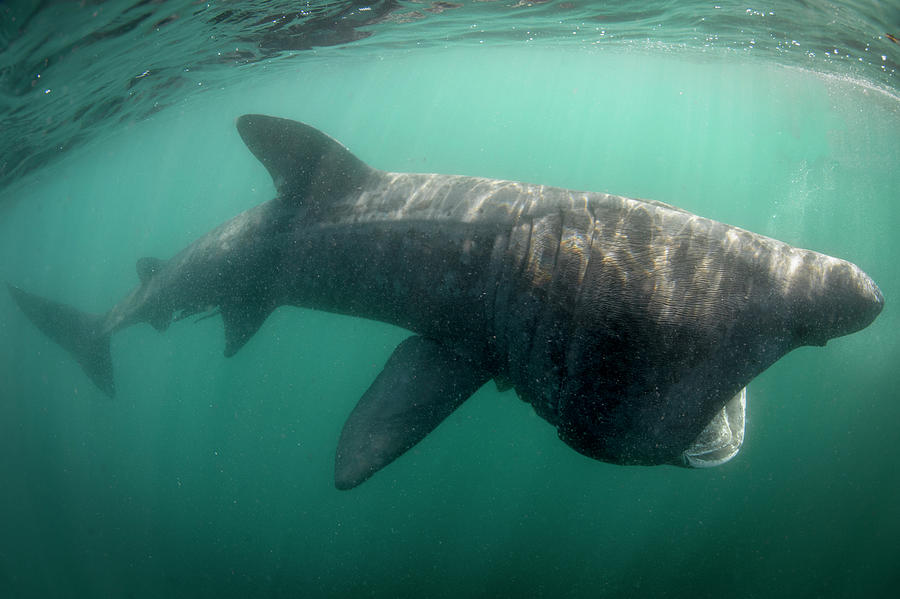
[236,114,375,205]
[136,257,166,285]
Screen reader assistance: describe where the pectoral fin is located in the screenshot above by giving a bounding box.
[335,336,491,490]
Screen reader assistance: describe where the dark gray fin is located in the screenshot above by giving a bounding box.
[494,375,513,392]
[146,312,171,333]
[136,257,166,285]
[334,336,492,490]
[220,302,273,358]
[235,114,376,206]
[135,257,171,331]
[7,284,114,397]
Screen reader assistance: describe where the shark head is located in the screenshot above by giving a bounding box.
[785,253,884,347]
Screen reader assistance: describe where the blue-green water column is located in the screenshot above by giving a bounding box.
[0,48,897,598]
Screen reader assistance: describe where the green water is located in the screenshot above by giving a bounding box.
[1,47,898,597]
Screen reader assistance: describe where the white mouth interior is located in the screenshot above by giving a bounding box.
[683,387,747,468]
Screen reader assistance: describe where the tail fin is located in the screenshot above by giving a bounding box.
[8,284,115,397]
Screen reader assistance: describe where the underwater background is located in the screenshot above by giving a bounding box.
[1,1,898,597]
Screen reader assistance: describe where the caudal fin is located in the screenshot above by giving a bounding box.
[8,284,115,397]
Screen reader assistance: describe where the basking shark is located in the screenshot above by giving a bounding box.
[8,115,883,489]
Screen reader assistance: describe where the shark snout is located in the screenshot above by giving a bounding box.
[835,261,883,332]
[853,266,884,329]
[799,258,883,346]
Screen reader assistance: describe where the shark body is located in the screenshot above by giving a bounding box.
[9,115,884,489]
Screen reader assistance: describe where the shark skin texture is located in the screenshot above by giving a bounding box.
[8,115,884,489]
